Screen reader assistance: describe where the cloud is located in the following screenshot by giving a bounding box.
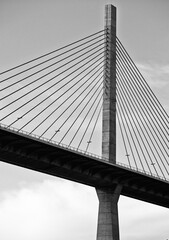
[0,179,98,240]
[0,177,169,240]
[119,196,169,240]
[136,62,169,112]
[137,62,169,88]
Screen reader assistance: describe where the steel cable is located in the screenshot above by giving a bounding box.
[116,59,169,175]
[29,66,104,136]
[0,48,105,122]
[116,38,168,127]
[116,105,132,168]
[85,103,103,153]
[0,40,105,98]
[0,35,105,84]
[54,72,104,143]
[77,94,103,150]
[68,83,103,147]
[116,46,168,150]
[117,74,165,178]
[116,50,168,156]
[0,29,106,75]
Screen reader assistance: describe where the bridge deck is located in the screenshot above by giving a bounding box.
[0,126,169,208]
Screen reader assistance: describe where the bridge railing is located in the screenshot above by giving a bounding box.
[0,122,168,183]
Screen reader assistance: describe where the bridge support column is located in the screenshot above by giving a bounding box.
[96,4,119,240]
[96,185,122,240]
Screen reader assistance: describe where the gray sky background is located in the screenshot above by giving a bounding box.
[0,0,169,239]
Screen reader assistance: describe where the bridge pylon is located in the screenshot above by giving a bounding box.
[96,5,122,240]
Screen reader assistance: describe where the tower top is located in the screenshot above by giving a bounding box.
[105,4,116,27]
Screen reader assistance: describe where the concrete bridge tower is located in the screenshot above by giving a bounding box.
[96,5,122,240]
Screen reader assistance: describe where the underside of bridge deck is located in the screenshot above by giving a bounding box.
[0,127,169,208]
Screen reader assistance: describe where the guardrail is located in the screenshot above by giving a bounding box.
[0,122,168,183]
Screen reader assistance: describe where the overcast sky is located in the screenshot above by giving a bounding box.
[0,0,169,239]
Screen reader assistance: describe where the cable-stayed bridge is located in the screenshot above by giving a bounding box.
[0,4,168,240]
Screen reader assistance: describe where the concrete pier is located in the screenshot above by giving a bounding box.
[96,186,122,240]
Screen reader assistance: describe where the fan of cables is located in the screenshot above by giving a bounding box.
[116,37,169,180]
[0,30,106,155]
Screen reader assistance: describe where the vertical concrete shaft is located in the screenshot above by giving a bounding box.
[96,5,119,240]
[102,4,116,163]
[96,186,122,240]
